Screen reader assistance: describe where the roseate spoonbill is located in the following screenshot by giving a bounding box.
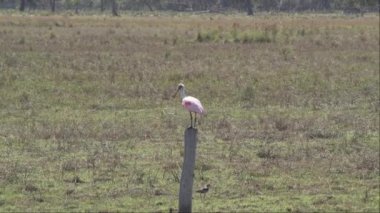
[173,83,205,128]
[196,184,211,199]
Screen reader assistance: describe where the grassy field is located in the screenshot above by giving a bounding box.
[0,11,379,212]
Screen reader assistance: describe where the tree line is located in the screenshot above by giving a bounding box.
[1,0,379,16]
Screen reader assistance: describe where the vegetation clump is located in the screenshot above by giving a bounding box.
[196,28,276,44]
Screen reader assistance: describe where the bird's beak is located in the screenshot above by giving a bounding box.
[172,88,179,98]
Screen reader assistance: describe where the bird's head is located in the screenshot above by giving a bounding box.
[172,83,185,98]
[206,184,211,188]
[177,83,184,90]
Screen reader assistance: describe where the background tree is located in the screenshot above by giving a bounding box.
[245,0,253,15]
[50,0,56,12]
[111,0,119,16]
[142,0,154,11]
[260,0,279,11]
[0,0,379,13]
[100,0,105,11]
[74,0,79,14]
[19,0,26,11]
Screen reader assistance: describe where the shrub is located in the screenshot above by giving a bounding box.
[196,30,219,42]
[198,29,274,44]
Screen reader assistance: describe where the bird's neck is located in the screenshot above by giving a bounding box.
[179,88,186,100]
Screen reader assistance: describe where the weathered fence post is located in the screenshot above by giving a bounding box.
[178,127,198,213]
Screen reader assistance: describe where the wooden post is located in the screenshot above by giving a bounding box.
[178,128,198,213]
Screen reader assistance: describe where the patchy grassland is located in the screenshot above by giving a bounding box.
[0,12,379,212]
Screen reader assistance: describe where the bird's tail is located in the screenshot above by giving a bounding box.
[201,109,207,117]
[197,110,207,126]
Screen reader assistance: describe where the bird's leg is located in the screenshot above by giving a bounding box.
[194,113,197,128]
[189,112,193,128]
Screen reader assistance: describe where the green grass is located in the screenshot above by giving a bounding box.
[0,12,379,212]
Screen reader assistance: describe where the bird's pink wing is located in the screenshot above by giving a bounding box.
[182,96,204,114]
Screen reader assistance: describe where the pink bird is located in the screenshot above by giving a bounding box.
[173,83,205,128]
